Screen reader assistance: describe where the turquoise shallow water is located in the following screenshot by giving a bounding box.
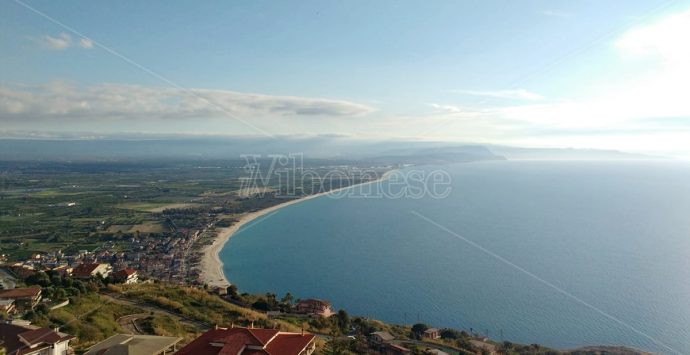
[221,160,690,354]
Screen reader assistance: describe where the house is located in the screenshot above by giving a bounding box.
[49,265,72,277]
[176,326,316,355]
[422,328,440,340]
[112,268,138,284]
[0,299,15,314]
[85,334,182,355]
[295,299,333,317]
[71,263,112,279]
[0,323,74,355]
[369,331,395,346]
[0,287,42,310]
[384,343,411,355]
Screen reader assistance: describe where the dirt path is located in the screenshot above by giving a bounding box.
[100,292,208,331]
[116,313,150,334]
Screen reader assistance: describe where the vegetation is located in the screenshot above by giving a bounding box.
[0,159,388,261]
[19,273,139,351]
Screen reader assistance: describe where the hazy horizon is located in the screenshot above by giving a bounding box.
[2,1,690,158]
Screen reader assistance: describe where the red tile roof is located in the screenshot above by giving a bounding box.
[0,287,41,299]
[265,333,316,355]
[113,268,137,278]
[0,324,74,355]
[72,263,101,277]
[296,299,330,307]
[18,327,71,345]
[177,327,315,355]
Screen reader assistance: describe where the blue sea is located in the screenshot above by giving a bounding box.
[220,160,690,354]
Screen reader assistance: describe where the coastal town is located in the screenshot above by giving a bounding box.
[0,156,654,354]
[0,160,546,355]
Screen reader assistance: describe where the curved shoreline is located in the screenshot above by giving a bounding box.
[199,170,395,288]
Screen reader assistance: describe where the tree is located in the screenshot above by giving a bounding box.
[323,338,352,355]
[73,280,86,294]
[265,293,278,310]
[411,323,429,339]
[336,309,350,334]
[26,271,51,287]
[54,288,67,301]
[252,299,270,312]
[281,292,293,305]
[35,303,50,315]
[61,277,74,288]
[440,328,461,340]
[226,285,239,299]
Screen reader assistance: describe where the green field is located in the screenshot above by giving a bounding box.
[0,159,389,260]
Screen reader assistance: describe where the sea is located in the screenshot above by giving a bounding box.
[220,160,690,354]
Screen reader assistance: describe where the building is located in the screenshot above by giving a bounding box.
[49,265,72,277]
[176,326,316,355]
[0,299,15,314]
[294,299,333,317]
[0,323,74,355]
[71,263,112,279]
[85,334,182,355]
[422,328,440,340]
[0,287,42,310]
[112,268,138,284]
[369,331,395,346]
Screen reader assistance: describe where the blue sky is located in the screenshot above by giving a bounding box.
[1,0,690,157]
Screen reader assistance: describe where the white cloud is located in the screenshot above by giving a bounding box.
[79,38,94,49]
[40,33,72,50]
[0,82,374,121]
[616,10,690,62]
[453,89,544,101]
[420,9,690,155]
[428,103,463,114]
[37,33,94,50]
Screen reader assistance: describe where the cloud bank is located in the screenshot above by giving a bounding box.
[38,33,94,50]
[0,83,374,121]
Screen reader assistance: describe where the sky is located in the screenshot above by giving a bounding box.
[1,0,690,157]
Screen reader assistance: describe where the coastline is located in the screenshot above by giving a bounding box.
[199,170,395,288]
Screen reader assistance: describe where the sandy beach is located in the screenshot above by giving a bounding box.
[199,170,395,288]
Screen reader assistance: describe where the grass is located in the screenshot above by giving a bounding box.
[115,202,200,212]
[105,224,133,233]
[138,314,199,343]
[111,283,302,333]
[46,293,142,351]
[129,221,166,233]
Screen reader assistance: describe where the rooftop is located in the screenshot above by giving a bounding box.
[0,324,74,355]
[177,326,315,355]
[370,331,395,341]
[84,334,182,355]
[0,287,41,299]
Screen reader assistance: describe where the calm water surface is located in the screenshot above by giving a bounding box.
[221,161,690,354]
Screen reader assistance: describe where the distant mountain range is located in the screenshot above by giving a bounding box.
[0,135,657,162]
[361,145,505,165]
